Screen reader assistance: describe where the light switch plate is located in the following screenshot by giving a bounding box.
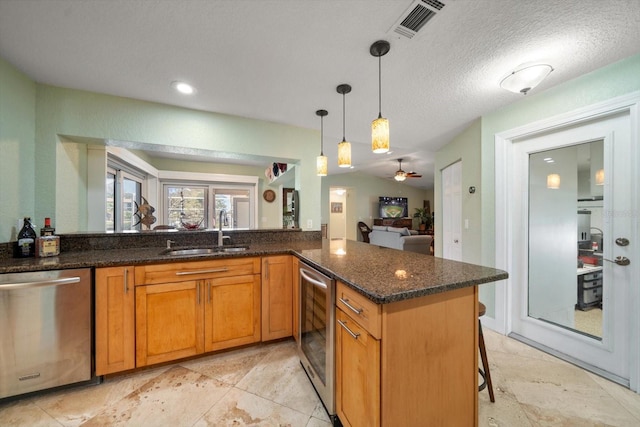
[306,219,312,229]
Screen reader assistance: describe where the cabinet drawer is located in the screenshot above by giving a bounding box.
[135,257,260,285]
[336,281,381,339]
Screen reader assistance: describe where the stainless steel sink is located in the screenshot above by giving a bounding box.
[160,248,218,256]
[160,246,249,256]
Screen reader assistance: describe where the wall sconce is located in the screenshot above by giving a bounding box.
[547,173,561,189]
[370,40,390,154]
[337,84,352,168]
[315,109,328,176]
[500,64,553,95]
[595,168,604,186]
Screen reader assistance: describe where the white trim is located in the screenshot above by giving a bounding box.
[495,91,640,392]
[158,170,259,185]
[106,146,159,178]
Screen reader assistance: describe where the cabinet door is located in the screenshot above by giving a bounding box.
[204,274,261,352]
[336,308,380,427]
[136,280,204,367]
[95,266,135,375]
[261,255,293,341]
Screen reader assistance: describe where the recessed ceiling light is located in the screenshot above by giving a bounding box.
[171,81,195,95]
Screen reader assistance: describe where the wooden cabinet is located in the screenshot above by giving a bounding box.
[204,273,261,352]
[261,255,293,341]
[335,281,479,427]
[95,266,135,375]
[336,308,380,427]
[373,218,413,229]
[135,257,261,367]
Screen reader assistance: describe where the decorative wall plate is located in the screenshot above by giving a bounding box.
[263,189,276,203]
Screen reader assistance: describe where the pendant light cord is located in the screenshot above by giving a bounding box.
[342,92,346,141]
[378,54,382,119]
[320,115,324,156]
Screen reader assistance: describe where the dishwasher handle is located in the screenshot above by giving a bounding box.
[0,276,81,290]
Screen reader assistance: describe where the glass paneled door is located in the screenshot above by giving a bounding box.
[510,110,633,385]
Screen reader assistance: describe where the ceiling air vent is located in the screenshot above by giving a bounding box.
[390,0,446,39]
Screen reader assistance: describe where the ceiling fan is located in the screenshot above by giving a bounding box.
[393,158,422,181]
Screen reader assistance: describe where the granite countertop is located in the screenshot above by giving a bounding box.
[0,239,508,304]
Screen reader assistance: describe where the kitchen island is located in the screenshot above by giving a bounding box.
[0,232,507,426]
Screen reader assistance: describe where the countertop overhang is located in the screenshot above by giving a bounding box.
[0,240,508,304]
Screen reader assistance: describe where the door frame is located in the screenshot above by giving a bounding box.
[494,91,640,392]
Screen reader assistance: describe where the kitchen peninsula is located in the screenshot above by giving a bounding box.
[0,230,507,426]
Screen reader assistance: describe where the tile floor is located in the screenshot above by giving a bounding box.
[2,329,639,426]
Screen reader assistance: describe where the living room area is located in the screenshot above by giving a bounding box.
[324,181,434,255]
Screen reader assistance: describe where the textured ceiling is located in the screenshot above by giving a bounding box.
[1,0,639,189]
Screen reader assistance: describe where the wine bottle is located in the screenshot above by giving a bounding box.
[16,217,37,257]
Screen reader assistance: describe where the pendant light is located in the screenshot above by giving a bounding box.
[336,84,352,168]
[370,40,390,154]
[316,109,328,176]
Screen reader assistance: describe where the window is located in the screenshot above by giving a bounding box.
[161,178,256,229]
[106,156,146,232]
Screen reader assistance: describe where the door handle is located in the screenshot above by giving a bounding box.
[615,237,630,247]
[604,256,630,266]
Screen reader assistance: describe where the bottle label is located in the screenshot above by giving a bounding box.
[17,238,35,256]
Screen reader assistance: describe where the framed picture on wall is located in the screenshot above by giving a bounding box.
[331,202,343,213]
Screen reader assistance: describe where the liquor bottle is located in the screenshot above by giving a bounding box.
[40,217,56,236]
[16,217,37,257]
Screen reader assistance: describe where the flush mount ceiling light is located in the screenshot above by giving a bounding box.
[500,64,553,95]
[370,40,390,154]
[336,84,352,168]
[171,81,195,95]
[316,109,328,177]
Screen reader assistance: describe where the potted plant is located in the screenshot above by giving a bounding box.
[413,208,432,231]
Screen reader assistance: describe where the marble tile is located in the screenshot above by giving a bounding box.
[31,366,169,427]
[310,402,331,423]
[0,399,60,427]
[194,387,310,426]
[81,365,231,426]
[179,344,272,386]
[585,372,640,422]
[235,341,322,416]
[305,416,333,427]
[478,362,533,427]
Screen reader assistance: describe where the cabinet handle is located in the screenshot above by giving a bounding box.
[176,268,228,276]
[265,261,269,280]
[337,319,360,340]
[197,282,201,305]
[124,268,129,293]
[339,297,363,315]
[207,281,211,304]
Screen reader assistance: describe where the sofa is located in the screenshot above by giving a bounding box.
[369,225,432,255]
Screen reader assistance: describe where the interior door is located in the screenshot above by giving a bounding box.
[442,161,462,261]
[510,111,633,384]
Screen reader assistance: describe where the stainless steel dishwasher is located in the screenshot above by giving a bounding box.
[0,268,93,399]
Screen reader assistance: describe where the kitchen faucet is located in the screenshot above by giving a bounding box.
[218,210,230,246]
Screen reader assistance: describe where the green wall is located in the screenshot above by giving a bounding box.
[0,68,322,242]
[0,57,36,242]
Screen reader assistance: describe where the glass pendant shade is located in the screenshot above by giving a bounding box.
[372,116,389,153]
[547,173,560,189]
[317,155,328,176]
[338,140,351,168]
